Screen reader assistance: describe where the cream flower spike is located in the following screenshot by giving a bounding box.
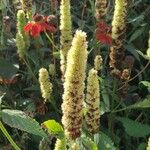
[61,30,88,140]
[85,68,100,134]
[39,68,53,102]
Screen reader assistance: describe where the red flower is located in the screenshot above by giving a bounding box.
[24,14,56,37]
[95,21,112,45]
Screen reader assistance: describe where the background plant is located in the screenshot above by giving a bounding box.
[0,0,150,150]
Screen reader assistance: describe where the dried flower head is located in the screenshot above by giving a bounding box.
[124,55,135,69]
[46,15,57,26]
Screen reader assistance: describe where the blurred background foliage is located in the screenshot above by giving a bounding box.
[0,0,150,150]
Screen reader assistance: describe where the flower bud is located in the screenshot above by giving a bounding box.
[49,64,56,77]
[94,55,103,71]
[39,68,53,102]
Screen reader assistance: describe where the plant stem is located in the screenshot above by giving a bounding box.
[23,58,38,83]
[0,121,21,150]
[117,60,150,91]
[44,31,58,50]
[108,79,117,139]
[51,34,56,65]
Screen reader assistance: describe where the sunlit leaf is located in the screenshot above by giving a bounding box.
[42,120,64,139]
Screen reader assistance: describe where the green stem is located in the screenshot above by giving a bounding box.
[111,107,130,113]
[44,31,58,50]
[108,79,117,139]
[50,100,62,115]
[23,58,38,83]
[0,121,21,150]
[51,34,56,65]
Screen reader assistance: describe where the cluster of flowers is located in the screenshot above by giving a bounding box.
[24,14,56,37]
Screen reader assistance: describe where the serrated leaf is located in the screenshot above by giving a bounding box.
[117,117,150,137]
[98,132,117,150]
[81,137,98,150]
[2,109,48,138]
[42,120,64,139]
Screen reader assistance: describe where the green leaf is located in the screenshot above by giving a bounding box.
[137,143,147,150]
[113,95,150,113]
[0,58,19,79]
[2,109,48,138]
[53,52,60,59]
[81,137,98,150]
[128,95,150,109]
[101,78,110,112]
[129,27,145,42]
[23,85,40,91]
[117,117,150,137]
[98,132,117,150]
[42,120,64,139]
[140,81,150,92]
[100,101,109,115]
[124,44,140,61]
[128,15,144,24]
